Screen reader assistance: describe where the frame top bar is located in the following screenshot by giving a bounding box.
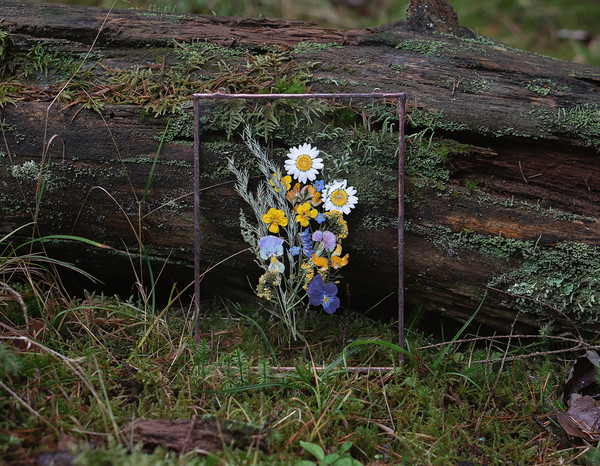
[194,91,406,100]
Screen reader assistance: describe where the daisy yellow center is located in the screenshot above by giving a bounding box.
[331,189,348,207]
[296,155,313,172]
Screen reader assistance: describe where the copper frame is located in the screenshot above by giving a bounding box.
[193,91,406,359]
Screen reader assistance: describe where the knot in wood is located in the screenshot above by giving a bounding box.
[405,0,473,38]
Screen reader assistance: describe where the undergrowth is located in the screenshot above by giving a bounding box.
[0,288,593,464]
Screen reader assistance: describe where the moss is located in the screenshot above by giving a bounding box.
[415,224,600,325]
[291,42,343,54]
[493,242,600,324]
[174,39,247,69]
[525,78,570,96]
[133,7,195,21]
[445,32,518,52]
[448,76,495,94]
[0,21,15,77]
[119,155,193,169]
[389,64,408,72]
[311,76,352,87]
[361,213,398,230]
[0,83,22,108]
[395,36,489,58]
[158,111,194,145]
[0,120,24,143]
[405,137,451,186]
[408,108,471,133]
[10,160,42,182]
[529,103,600,148]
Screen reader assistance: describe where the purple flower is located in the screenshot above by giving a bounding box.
[314,180,325,192]
[312,230,336,252]
[307,275,340,314]
[315,213,326,224]
[298,229,314,256]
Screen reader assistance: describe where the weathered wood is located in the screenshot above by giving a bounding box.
[123,417,261,453]
[1,0,600,333]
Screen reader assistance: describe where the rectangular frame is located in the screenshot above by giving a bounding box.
[193,91,406,359]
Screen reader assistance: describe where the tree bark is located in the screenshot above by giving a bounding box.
[1,0,599,333]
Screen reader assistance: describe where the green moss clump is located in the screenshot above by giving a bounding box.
[408,108,471,133]
[395,36,489,58]
[291,42,343,54]
[395,39,454,57]
[525,78,570,96]
[175,39,247,69]
[530,103,600,148]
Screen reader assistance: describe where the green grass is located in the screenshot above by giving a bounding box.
[0,284,593,464]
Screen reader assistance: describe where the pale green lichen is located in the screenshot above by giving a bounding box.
[11,160,41,182]
[529,103,600,148]
[291,42,342,54]
[408,108,471,133]
[492,242,600,324]
[416,224,600,325]
[453,77,495,93]
[394,33,498,58]
[525,78,571,96]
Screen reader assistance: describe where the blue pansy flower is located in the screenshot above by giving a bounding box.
[306,274,340,314]
[258,235,285,273]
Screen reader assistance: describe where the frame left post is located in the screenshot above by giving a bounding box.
[193,95,201,344]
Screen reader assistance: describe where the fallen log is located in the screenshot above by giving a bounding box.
[0,0,599,334]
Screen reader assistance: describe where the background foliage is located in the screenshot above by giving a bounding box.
[29,0,600,65]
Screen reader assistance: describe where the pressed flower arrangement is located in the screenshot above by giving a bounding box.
[227,128,358,341]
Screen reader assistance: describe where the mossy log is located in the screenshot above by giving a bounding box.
[1,0,600,334]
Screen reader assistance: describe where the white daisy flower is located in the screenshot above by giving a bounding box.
[323,180,358,215]
[284,143,324,184]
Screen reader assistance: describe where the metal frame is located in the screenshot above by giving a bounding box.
[193,91,406,357]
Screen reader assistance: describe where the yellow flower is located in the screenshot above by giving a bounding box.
[301,261,315,289]
[262,208,288,233]
[270,173,292,193]
[324,210,349,239]
[295,202,318,227]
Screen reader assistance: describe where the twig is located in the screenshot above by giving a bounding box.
[518,160,528,184]
[417,333,583,350]
[467,343,586,364]
[229,366,396,374]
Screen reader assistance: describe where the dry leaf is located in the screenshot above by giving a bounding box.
[563,350,600,402]
[556,393,600,442]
